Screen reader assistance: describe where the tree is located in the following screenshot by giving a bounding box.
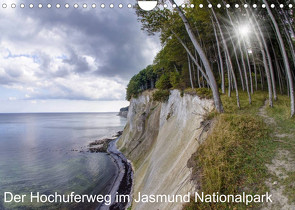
[263,0,295,116]
[167,0,224,112]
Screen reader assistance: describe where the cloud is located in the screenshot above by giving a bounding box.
[8,97,17,101]
[0,1,160,102]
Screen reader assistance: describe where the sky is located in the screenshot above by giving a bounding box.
[0,0,161,113]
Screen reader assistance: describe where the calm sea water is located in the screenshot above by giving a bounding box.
[0,113,127,209]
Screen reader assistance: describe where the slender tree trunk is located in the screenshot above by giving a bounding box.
[224,3,246,92]
[268,33,282,96]
[247,9,273,107]
[279,62,286,94]
[172,31,209,83]
[238,39,251,104]
[242,40,254,94]
[259,67,264,90]
[211,8,240,108]
[228,8,251,103]
[256,26,278,100]
[282,21,295,69]
[212,18,225,94]
[252,52,258,91]
[263,0,295,116]
[192,60,196,86]
[187,53,194,89]
[169,0,224,112]
[277,65,283,94]
[226,51,231,97]
[211,41,221,80]
[173,64,179,73]
[228,7,253,103]
[281,7,295,43]
[226,27,245,91]
[195,51,201,88]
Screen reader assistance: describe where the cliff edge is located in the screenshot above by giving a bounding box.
[118,106,129,118]
[118,90,214,210]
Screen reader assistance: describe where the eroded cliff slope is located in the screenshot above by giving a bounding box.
[118,90,214,210]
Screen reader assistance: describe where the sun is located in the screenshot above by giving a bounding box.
[237,24,251,37]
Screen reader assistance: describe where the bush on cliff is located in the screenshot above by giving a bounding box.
[184,88,213,99]
[152,90,170,102]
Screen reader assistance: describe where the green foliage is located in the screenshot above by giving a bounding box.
[126,75,140,101]
[152,90,170,102]
[126,65,156,101]
[155,73,172,90]
[169,71,181,89]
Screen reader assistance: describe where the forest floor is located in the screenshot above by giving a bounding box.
[261,97,295,209]
[184,91,295,210]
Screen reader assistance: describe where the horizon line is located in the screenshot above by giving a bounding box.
[0,111,119,114]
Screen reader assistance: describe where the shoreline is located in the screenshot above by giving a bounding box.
[94,133,133,210]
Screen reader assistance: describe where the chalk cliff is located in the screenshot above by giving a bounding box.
[118,106,129,118]
[117,90,214,210]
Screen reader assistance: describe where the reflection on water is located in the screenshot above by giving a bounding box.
[0,113,127,209]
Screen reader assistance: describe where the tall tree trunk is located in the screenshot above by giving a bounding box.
[242,40,254,94]
[256,25,278,100]
[226,26,245,91]
[173,64,179,73]
[238,38,252,104]
[224,10,246,92]
[252,52,258,91]
[259,66,264,90]
[263,0,295,116]
[195,51,201,88]
[211,8,240,108]
[192,59,196,86]
[228,7,253,102]
[169,0,224,112]
[226,51,231,97]
[212,18,225,94]
[277,65,283,95]
[247,9,273,107]
[281,20,295,69]
[281,8,295,42]
[172,31,209,83]
[226,8,251,104]
[187,53,194,89]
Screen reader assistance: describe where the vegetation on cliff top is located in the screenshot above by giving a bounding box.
[184,91,295,209]
[127,0,295,116]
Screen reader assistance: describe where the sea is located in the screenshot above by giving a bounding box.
[0,113,127,209]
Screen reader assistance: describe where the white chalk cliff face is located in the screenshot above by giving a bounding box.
[118,90,214,210]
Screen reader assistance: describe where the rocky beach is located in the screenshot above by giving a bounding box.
[88,131,133,210]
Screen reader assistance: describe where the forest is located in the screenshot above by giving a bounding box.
[126,0,295,117]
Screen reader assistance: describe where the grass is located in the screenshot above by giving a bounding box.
[184,88,213,99]
[265,95,295,204]
[282,172,295,204]
[184,91,279,210]
[221,90,267,115]
[266,95,295,137]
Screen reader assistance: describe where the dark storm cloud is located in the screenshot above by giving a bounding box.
[19,1,160,79]
[0,1,160,101]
